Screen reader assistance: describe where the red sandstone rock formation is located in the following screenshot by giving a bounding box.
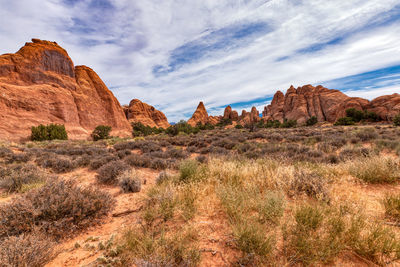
[0,39,131,140]
[263,85,370,124]
[368,93,400,121]
[124,99,170,129]
[223,105,239,121]
[188,101,210,126]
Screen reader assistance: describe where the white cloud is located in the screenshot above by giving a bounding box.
[0,0,399,122]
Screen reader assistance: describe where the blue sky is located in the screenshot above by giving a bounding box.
[0,0,399,122]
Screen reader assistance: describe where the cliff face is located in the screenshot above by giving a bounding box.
[0,39,131,141]
[262,85,370,124]
[188,102,209,126]
[124,99,170,129]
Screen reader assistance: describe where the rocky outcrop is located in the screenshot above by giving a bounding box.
[188,102,210,126]
[368,93,400,121]
[223,106,239,121]
[240,107,261,125]
[0,39,131,141]
[262,85,370,124]
[124,99,170,129]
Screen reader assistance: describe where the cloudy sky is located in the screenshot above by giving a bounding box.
[1,0,400,122]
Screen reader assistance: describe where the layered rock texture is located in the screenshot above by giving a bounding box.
[368,93,400,121]
[124,99,170,129]
[0,39,131,140]
[188,102,220,126]
[262,85,371,124]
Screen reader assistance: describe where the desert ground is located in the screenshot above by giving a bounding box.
[1,125,400,266]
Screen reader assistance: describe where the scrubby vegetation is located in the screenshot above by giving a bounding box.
[1,123,400,266]
[92,125,112,141]
[31,124,68,141]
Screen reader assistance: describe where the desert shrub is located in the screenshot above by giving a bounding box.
[156,171,171,185]
[355,127,378,141]
[0,234,56,267]
[122,226,200,266]
[91,125,112,141]
[346,108,365,122]
[235,124,244,129]
[382,194,400,222]
[166,147,189,159]
[150,158,168,170]
[283,205,342,265]
[394,114,400,126]
[287,169,330,202]
[5,152,31,164]
[0,164,46,193]
[233,222,275,257]
[268,133,283,142]
[36,154,75,173]
[257,191,285,225]
[349,157,400,184]
[339,147,372,159]
[195,155,207,163]
[117,149,132,159]
[0,147,12,158]
[132,122,163,137]
[334,117,355,126]
[124,154,151,168]
[89,155,119,170]
[346,108,380,122]
[281,119,297,128]
[179,160,199,183]
[118,171,141,193]
[166,121,199,136]
[96,160,130,185]
[31,124,68,141]
[306,116,318,126]
[329,137,347,148]
[325,154,339,164]
[0,180,114,239]
[284,204,400,265]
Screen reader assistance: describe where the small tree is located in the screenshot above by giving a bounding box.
[306,116,318,126]
[92,125,112,141]
[394,114,400,126]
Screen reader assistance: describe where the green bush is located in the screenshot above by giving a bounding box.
[306,116,318,126]
[281,119,297,128]
[334,117,355,126]
[235,124,244,129]
[166,121,199,136]
[91,125,112,141]
[394,114,400,126]
[31,124,68,141]
[132,122,164,137]
[345,108,381,122]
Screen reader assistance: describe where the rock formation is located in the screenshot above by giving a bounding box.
[262,85,370,124]
[368,93,400,121]
[0,39,131,141]
[188,102,210,126]
[223,106,239,121]
[124,99,170,129]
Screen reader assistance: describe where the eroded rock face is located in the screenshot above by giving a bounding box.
[223,105,239,121]
[262,85,370,124]
[188,101,210,126]
[368,93,400,121]
[125,99,170,129]
[0,39,131,141]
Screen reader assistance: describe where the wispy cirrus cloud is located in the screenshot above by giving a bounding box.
[0,0,399,122]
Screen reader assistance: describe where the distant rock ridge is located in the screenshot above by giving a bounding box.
[262,84,399,124]
[124,99,170,129]
[0,39,131,140]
